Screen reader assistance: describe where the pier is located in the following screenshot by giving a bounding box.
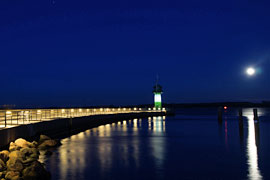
[0,107,167,148]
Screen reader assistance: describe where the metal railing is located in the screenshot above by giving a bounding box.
[0,107,166,129]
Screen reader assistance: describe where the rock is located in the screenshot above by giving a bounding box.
[26,143,35,149]
[8,151,24,161]
[0,150,9,162]
[39,135,51,144]
[22,161,50,180]
[29,153,38,160]
[38,140,58,149]
[0,170,7,178]
[5,171,20,180]
[37,145,46,151]
[31,141,38,148]
[6,158,24,172]
[9,142,20,152]
[22,158,36,166]
[14,139,29,149]
[0,159,6,171]
[20,148,38,159]
[20,148,32,158]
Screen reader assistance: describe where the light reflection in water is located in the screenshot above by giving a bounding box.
[244,109,263,180]
[51,117,166,180]
[59,132,87,180]
[148,116,166,172]
[149,116,166,133]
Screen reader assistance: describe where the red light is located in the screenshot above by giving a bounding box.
[224,106,228,110]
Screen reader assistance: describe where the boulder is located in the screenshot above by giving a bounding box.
[38,140,59,149]
[8,151,24,161]
[0,171,6,177]
[26,143,35,149]
[0,150,9,162]
[31,141,38,148]
[14,139,29,149]
[0,159,6,171]
[22,161,50,180]
[9,142,20,152]
[37,145,46,151]
[6,158,24,172]
[5,171,20,180]
[20,148,38,159]
[39,135,51,144]
[22,158,36,167]
[29,153,39,160]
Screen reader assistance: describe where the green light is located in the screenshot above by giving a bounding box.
[154,93,162,108]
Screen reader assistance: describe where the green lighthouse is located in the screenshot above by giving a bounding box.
[153,83,163,109]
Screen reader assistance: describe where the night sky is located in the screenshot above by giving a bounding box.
[1,0,270,107]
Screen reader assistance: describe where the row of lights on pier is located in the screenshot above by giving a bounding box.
[4,107,165,116]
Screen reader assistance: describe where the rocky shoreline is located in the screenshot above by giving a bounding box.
[0,135,60,180]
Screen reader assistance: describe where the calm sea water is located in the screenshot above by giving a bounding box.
[45,108,270,180]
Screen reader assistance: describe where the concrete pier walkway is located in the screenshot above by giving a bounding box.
[0,108,167,148]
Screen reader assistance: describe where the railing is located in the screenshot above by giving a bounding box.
[0,107,166,129]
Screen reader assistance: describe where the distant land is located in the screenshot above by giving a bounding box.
[163,101,270,108]
[1,101,270,110]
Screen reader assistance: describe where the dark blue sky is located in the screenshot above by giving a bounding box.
[1,0,270,107]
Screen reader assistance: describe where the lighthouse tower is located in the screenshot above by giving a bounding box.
[153,82,163,109]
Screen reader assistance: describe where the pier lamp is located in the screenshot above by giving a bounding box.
[6,111,12,117]
[153,83,163,109]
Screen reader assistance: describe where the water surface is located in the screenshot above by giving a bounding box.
[45,108,270,180]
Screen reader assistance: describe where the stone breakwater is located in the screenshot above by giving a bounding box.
[0,135,60,180]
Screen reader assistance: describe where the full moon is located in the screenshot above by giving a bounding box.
[246,67,255,76]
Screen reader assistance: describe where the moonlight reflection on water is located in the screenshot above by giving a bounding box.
[45,108,270,180]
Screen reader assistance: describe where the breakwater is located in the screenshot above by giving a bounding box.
[0,111,167,148]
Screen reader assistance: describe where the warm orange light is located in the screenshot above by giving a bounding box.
[224,106,228,110]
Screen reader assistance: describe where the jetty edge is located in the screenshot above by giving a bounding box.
[0,110,171,149]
